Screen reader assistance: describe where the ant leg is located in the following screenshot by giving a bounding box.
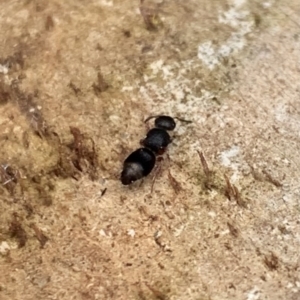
[151,156,164,193]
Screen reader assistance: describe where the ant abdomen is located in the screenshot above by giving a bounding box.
[121,148,156,185]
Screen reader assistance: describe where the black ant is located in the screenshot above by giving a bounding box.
[121,115,177,185]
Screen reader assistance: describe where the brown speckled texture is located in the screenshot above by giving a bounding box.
[0,0,300,299]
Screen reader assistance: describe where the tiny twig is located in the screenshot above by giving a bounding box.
[168,170,182,193]
[197,150,210,177]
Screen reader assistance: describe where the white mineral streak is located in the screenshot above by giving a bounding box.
[198,1,253,69]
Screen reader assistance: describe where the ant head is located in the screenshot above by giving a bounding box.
[144,115,176,131]
[144,115,192,131]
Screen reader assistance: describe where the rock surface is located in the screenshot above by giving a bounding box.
[0,0,299,299]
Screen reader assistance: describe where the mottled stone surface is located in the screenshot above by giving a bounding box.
[0,1,299,299]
